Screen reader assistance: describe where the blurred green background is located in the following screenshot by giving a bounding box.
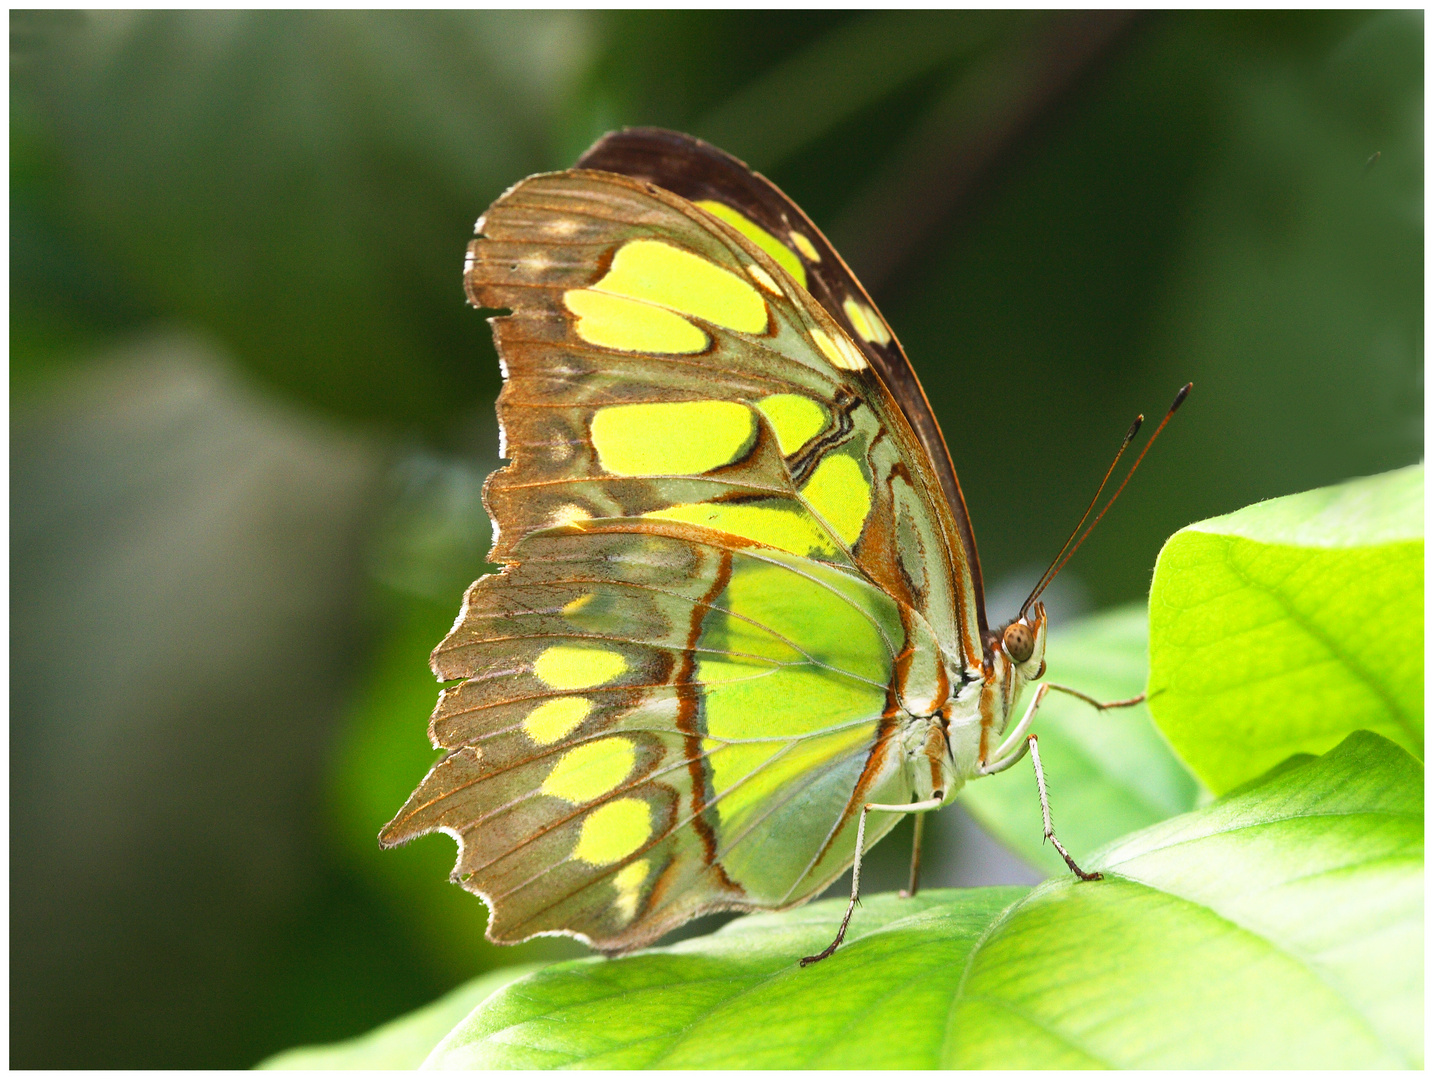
[10,10,1421,1069]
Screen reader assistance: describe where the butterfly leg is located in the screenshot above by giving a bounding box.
[1027,734,1101,881]
[899,811,926,899]
[800,795,945,967]
[979,683,1052,773]
[978,681,1147,777]
[1046,683,1146,711]
[975,684,1105,882]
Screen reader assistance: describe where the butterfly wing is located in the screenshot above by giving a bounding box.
[381,169,976,951]
[577,127,990,642]
[383,526,919,951]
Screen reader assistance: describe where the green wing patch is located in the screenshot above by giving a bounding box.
[381,527,913,950]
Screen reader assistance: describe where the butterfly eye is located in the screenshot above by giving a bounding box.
[1003,623,1035,664]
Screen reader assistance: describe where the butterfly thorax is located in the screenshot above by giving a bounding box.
[910,602,1048,805]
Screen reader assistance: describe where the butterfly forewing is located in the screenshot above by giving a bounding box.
[577,127,989,638]
[381,165,974,951]
[470,171,978,662]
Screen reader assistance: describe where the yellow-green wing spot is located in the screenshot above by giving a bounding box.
[541,737,637,804]
[522,696,593,745]
[810,326,868,371]
[695,200,807,288]
[533,645,628,690]
[801,453,872,546]
[704,724,875,859]
[842,295,893,346]
[597,239,767,333]
[611,858,650,920]
[789,231,820,261]
[699,559,891,735]
[644,500,838,558]
[571,797,652,866]
[756,394,828,456]
[591,400,756,476]
[564,288,708,354]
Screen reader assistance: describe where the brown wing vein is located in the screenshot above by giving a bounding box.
[485,712,883,920]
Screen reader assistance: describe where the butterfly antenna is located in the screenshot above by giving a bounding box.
[1020,383,1192,618]
[1019,414,1143,619]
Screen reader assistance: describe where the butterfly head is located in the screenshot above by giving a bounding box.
[998,602,1047,681]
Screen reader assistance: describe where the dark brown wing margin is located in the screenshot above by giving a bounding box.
[577,127,989,639]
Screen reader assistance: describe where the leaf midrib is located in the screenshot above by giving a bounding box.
[1106,874,1411,1066]
[1218,536,1418,743]
[502,901,994,1067]
[937,868,1411,1069]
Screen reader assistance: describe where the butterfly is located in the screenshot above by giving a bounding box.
[380,128,1185,964]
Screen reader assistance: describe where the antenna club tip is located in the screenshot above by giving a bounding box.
[1171,383,1193,411]
[1125,415,1144,441]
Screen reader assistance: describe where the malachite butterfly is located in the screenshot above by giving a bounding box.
[380,128,1180,963]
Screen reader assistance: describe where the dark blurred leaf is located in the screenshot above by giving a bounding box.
[828,12,1138,290]
[6,336,426,1068]
[567,11,853,158]
[257,962,543,1070]
[695,11,1020,171]
[19,11,596,430]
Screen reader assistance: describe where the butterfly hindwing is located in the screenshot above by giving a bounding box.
[381,524,916,950]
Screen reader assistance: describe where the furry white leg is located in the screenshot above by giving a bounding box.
[1027,734,1101,881]
[800,796,945,967]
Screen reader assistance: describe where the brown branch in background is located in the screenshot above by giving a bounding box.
[829,11,1143,294]
[696,12,1018,177]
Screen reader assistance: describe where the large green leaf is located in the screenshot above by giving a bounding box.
[1148,464,1423,793]
[961,604,1204,874]
[419,731,1420,1070]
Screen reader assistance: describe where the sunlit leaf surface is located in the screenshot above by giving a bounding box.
[416,733,1419,1069]
[1149,465,1423,792]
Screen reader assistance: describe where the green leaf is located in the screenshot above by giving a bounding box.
[256,964,542,1070]
[961,604,1204,875]
[1149,465,1423,793]
[421,732,1422,1069]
